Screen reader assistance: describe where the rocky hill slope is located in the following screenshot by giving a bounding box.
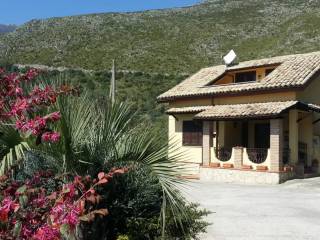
[0,24,16,34]
[1,0,320,74]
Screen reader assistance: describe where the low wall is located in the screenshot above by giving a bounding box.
[200,167,295,184]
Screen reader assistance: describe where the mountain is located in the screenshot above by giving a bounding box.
[1,0,320,74]
[0,24,16,34]
[1,0,320,143]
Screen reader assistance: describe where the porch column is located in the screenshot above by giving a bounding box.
[270,119,284,171]
[233,147,243,169]
[289,110,299,165]
[212,121,217,150]
[305,114,314,166]
[202,121,211,166]
[218,121,226,147]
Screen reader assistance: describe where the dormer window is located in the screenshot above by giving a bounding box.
[235,71,256,83]
[265,68,275,76]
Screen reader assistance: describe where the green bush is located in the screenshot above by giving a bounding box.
[82,169,209,240]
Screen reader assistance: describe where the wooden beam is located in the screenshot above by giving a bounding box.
[313,118,320,125]
[297,113,312,123]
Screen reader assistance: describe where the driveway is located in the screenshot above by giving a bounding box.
[183,178,320,240]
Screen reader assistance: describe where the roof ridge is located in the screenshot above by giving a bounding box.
[228,50,320,67]
[157,51,320,102]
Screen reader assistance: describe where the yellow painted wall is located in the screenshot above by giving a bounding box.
[169,98,212,108]
[169,92,296,108]
[213,91,296,105]
[214,74,234,85]
[298,113,314,165]
[297,76,320,104]
[297,76,320,164]
[256,68,265,81]
[168,115,203,164]
[224,121,242,147]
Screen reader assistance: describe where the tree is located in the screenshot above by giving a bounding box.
[0,68,77,174]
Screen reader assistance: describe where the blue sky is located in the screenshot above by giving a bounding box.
[1,0,200,25]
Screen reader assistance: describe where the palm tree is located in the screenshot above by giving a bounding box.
[0,74,190,235]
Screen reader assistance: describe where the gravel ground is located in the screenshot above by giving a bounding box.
[183,178,320,240]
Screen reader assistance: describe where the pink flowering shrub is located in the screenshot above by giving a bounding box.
[0,168,128,239]
[0,68,78,144]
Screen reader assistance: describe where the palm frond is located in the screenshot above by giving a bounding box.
[0,124,31,175]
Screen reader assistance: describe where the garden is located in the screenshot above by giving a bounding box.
[0,68,209,239]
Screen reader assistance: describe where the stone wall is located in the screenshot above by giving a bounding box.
[200,167,295,184]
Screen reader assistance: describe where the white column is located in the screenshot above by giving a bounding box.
[212,121,217,149]
[270,119,284,171]
[202,121,211,166]
[233,147,243,169]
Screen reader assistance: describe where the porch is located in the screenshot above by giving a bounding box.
[198,104,320,182]
[206,119,289,172]
[167,101,320,183]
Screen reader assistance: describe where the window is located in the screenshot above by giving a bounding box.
[235,71,256,83]
[265,68,275,76]
[182,121,202,146]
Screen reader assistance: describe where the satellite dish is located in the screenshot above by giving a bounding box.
[223,50,237,66]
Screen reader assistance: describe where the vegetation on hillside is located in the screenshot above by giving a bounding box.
[0,64,186,144]
[1,0,320,141]
[0,0,320,74]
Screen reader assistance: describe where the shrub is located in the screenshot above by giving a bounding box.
[0,168,127,239]
[83,169,210,240]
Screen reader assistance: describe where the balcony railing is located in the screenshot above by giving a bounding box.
[215,147,232,162]
[246,148,268,164]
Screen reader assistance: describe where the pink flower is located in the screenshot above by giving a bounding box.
[23,69,38,81]
[50,132,60,142]
[21,225,33,238]
[11,98,29,116]
[0,197,19,222]
[64,209,80,228]
[34,116,46,129]
[32,224,60,240]
[41,132,51,142]
[15,87,23,95]
[15,120,24,130]
[47,112,61,122]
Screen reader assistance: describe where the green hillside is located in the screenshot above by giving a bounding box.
[1,0,320,142]
[1,0,320,74]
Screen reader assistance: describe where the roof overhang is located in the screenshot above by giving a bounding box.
[166,101,320,121]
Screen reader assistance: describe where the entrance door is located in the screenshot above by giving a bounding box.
[255,123,270,148]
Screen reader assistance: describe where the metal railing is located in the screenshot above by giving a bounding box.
[247,148,268,164]
[214,147,232,162]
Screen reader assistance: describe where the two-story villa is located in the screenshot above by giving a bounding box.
[158,51,320,184]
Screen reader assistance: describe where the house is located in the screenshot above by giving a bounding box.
[157,51,320,184]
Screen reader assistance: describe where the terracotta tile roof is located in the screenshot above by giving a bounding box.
[166,106,213,114]
[307,103,320,113]
[158,51,320,101]
[193,101,298,120]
